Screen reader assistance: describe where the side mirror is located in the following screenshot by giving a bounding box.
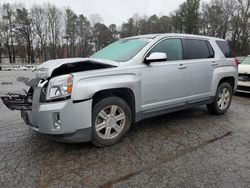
[144,52,167,64]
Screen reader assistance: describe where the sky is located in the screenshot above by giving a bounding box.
[1,0,188,25]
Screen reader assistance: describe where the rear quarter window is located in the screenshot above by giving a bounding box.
[216,41,234,58]
[182,39,213,59]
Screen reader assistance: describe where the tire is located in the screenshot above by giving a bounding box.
[92,96,132,147]
[207,82,233,115]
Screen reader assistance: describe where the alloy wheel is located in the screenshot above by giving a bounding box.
[94,105,126,140]
[217,88,231,110]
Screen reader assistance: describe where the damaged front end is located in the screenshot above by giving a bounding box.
[1,92,33,111]
[0,58,118,142]
[1,76,40,111]
[1,77,39,125]
[1,58,117,125]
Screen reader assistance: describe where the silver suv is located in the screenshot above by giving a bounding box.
[1,34,238,146]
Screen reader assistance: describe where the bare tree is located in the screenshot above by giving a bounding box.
[31,5,48,62]
[46,3,62,59]
[237,0,250,54]
[89,14,103,26]
[65,8,77,57]
[2,3,15,63]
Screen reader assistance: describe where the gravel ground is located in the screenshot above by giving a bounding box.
[1,71,250,188]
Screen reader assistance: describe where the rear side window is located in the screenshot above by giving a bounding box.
[207,41,215,58]
[182,39,212,59]
[149,38,183,61]
[216,41,234,58]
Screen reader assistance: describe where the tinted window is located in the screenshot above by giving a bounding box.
[182,39,212,59]
[149,39,183,61]
[207,41,215,58]
[216,41,234,58]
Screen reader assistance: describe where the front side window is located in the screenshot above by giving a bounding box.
[91,38,152,62]
[241,56,250,65]
[148,38,183,61]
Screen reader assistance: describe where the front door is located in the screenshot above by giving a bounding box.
[141,38,190,112]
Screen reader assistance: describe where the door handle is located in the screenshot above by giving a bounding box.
[178,64,187,70]
[211,62,218,66]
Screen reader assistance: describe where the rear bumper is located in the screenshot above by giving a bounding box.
[22,87,93,142]
[237,81,250,93]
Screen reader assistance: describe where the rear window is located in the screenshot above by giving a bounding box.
[216,41,234,58]
[182,39,213,59]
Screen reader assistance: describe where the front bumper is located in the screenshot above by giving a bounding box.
[22,87,93,142]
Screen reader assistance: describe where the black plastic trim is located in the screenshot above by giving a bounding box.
[73,98,92,104]
[45,127,92,143]
[135,97,214,122]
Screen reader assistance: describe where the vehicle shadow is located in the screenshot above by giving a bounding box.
[51,105,209,149]
[235,92,250,98]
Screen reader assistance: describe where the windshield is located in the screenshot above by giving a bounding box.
[91,38,151,62]
[241,56,250,65]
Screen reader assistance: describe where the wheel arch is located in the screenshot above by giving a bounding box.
[218,77,235,90]
[211,66,238,95]
[92,88,136,123]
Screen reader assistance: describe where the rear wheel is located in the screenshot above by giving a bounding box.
[92,97,131,147]
[207,82,233,115]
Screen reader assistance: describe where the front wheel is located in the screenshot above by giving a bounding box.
[207,82,233,115]
[92,97,131,147]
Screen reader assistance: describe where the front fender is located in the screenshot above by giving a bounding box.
[72,73,141,111]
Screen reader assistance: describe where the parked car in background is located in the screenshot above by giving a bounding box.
[13,65,27,71]
[26,65,36,71]
[1,33,238,147]
[237,55,250,93]
[236,56,246,64]
[6,67,13,71]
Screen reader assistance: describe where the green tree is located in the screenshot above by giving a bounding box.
[180,0,201,34]
[147,15,160,33]
[171,9,184,33]
[93,23,112,51]
[109,24,118,42]
[120,18,137,38]
[158,16,173,33]
[77,14,92,57]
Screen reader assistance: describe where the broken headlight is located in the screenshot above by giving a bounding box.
[46,74,73,100]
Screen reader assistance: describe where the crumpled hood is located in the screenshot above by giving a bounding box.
[239,64,250,75]
[35,58,119,79]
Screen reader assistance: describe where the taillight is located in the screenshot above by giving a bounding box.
[234,58,239,67]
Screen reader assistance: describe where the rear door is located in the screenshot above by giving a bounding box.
[182,39,215,101]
